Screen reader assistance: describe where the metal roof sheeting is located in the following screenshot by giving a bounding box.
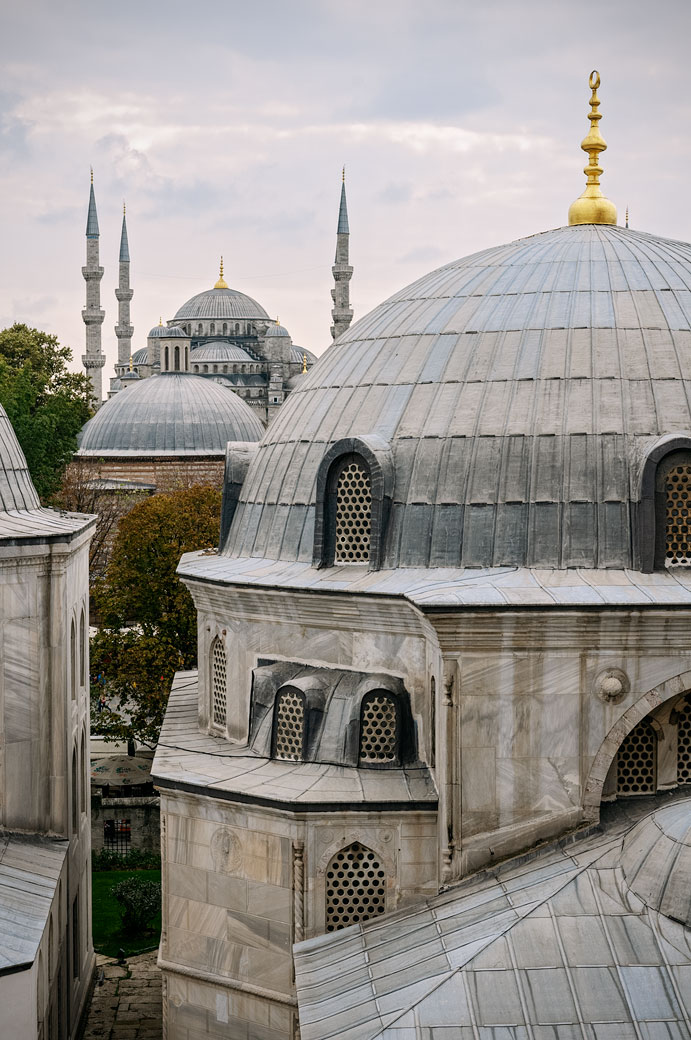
[225,224,691,570]
[173,287,270,322]
[0,834,66,971]
[0,406,40,512]
[77,373,264,455]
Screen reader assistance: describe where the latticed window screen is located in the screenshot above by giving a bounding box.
[359,693,398,765]
[274,688,306,761]
[103,819,131,853]
[665,462,691,565]
[325,842,386,932]
[335,459,372,564]
[211,637,227,728]
[677,701,691,783]
[617,720,656,794]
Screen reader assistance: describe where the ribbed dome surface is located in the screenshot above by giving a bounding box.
[621,801,691,926]
[78,374,264,455]
[0,405,40,511]
[190,342,254,363]
[226,223,691,569]
[132,347,148,364]
[264,322,290,338]
[291,346,317,365]
[148,324,188,338]
[173,288,269,322]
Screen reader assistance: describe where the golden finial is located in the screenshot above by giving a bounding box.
[568,70,617,226]
[123,200,126,215]
[626,205,629,229]
[342,165,345,183]
[302,353,307,374]
[214,256,228,289]
[129,354,133,372]
[276,316,280,325]
[90,166,93,184]
[159,316,162,326]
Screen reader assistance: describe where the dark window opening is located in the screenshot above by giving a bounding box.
[272,687,306,762]
[103,818,131,853]
[359,690,399,766]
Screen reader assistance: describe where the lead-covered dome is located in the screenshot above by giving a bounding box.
[78,373,264,455]
[174,287,269,322]
[621,801,691,926]
[226,223,691,569]
[190,342,254,364]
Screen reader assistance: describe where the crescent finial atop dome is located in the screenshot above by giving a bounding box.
[568,70,617,226]
[214,256,229,289]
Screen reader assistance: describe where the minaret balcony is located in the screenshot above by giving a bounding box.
[81,354,106,368]
[115,324,134,337]
[81,266,104,280]
[82,309,105,324]
[115,288,134,302]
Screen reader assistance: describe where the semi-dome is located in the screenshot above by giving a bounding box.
[148,324,188,338]
[190,342,254,363]
[78,373,264,456]
[621,801,691,926]
[225,223,691,569]
[174,288,269,323]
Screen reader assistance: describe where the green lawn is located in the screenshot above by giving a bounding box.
[92,869,162,958]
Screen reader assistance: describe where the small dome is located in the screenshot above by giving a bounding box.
[77,373,264,456]
[120,369,140,382]
[0,405,40,512]
[190,341,254,363]
[265,322,290,338]
[174,288,269,322]
[621,801,691,926]
[290,345,317,365]
[132,347,148,364]
[149,324,188,339]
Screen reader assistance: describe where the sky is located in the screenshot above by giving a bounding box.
[2,0,691,381]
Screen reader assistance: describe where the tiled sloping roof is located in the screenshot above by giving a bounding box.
[294,797,691,1040]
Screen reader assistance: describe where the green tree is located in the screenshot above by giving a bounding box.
[0,324,93,500]
[91,485,222,747]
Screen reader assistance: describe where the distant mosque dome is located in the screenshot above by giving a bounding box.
[132,347,148,364]
[78,373,264,456]
[174,289,269,323]
[290,345,317,366]
[190,342,254,364]
[264,322,291,338]
[148,324,188,338]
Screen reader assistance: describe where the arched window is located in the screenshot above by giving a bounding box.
[223,365,228,373]
[79,608,86,688]
[198,323,203,336]
[194,365,199,373]
[71,747,78,831]
[677,699,691,784]
[70,619,77,699]
[325,842,386,932]
[334,456,372,564]
[616,719,656,795]
[210,637,227,728]
[213,364,218,373]
[210,322,215,335]
[359,691,399,765]
[80,730,86,814]
[272,687,306,761]
[164,345,169,371]
[223,323,228,335]
[658,452,691,567]
[174,345,180,371]
[203,364,209,373]
[235,323,240,334]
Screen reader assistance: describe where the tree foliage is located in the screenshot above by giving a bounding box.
[0,324,92,500]
[91,484,222,747]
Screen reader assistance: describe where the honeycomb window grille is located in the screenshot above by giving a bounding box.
[325,842,386,932]
[359,692,399,766]
[273,688,306,762]
[335,458,372,564]
[677,700,691,784]
[211,637,227,729]
[616,719,656,795]
[665,461,691,566]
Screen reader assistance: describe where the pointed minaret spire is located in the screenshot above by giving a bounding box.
[114,202,134,378]
[82,170,106,407]
[330,167,353,341]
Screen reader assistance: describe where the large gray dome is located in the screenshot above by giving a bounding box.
[226,223,691,569]
[78,374,264,456]
[173,287,269,322]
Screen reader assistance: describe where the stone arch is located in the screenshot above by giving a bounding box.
[583,668,691,820]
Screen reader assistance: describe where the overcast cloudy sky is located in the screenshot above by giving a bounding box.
[1,0,691,378]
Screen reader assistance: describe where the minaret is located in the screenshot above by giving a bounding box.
[330,168,353,340]
[114,203,134,376]
[81,170,106,407]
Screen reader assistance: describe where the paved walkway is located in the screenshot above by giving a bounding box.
[82,950,162,1040]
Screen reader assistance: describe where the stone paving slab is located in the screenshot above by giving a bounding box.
[81,951,162,1040]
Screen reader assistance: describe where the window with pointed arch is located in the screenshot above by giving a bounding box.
[80,730,87,815]
[223,323,228,335]
[616,718,656,795]
[359,690,399,766]
[210,636,227,729]
[164,345,169,371]
[332,455,372,564]
[70,619,77,699]
[79,607,86,688]
[272,687,306,761]
[657,451,691,567]
[325,841,386,932]
[210,323,215,335]
[71,747,78,832]
[677,698,691,785]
